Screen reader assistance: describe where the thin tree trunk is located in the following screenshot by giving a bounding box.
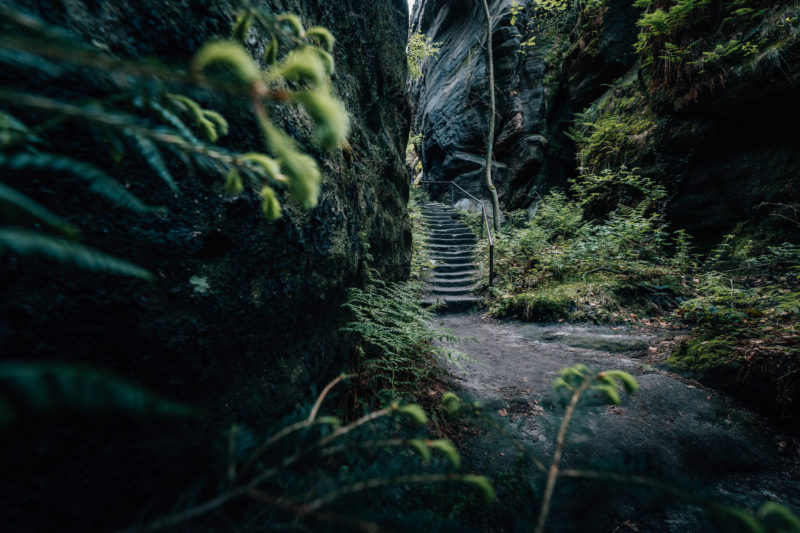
[480,0,501,234]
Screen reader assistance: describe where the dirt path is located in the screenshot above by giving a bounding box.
[434,313,800,532]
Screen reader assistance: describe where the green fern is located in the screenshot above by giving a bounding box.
[0,361,199,429]
[0,152,165,215]
[0,182,79,238]
[126,133,179,195]
[0,227,154,280]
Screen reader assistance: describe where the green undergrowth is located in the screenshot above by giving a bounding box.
[342,187,466,406]
[633,0,800,104]
[469,167,689,324]
[566,76,658,172]
[465,170,799,419]
[668,236,799,419]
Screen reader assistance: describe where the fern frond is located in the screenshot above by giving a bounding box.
[261,121,321,209]
[0,182,79,238]
[0,152,164,214]
[0,110,42,147]
[275,46,329,87]
[192,40,261,89]
[144,99,202,146]
[202,109,229,137]
[305,27,335,52]
[276,13,305,37]
[224,168,244,196]
[166,93,220,143]
[127,133,180,194]
[259,185,282,221]
[0,227,154,280]
[0,361,199,429]
[292,88,350,150]
[429,439,461,468]
[231,9,253,42]
[264,37,279,66]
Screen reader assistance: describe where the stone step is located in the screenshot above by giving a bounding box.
[427,250,476,259]
[429,258,475,268]
[425,223,467,229]
[428,275,481,287]
[429,231,474,238]
[428,238,476,246]
[426,245,476,254]
[421,294,480,313]
[429,269,481,278]
[425,284,479,296]
[433,262,476,273]
[422,215,464,224]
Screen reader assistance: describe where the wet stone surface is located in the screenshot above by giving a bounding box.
[434,313,800,532]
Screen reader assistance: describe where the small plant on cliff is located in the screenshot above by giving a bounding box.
[407,30,442,81]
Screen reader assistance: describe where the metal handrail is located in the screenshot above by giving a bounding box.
[419,180,494,287]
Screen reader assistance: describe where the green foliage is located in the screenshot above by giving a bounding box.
[0,362,199,429]
[632,0,798,100]
[0,4,350,278]
[0,228,154,280]
[481,168,684,323]
[341,277,460,403]
[407,31,442,81]
[566,84,656,171]
[342,189,469,404]
[126,377,494,531]
[0,182,79,238]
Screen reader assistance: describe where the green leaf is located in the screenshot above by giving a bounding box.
[0,152,164,215]
[601,370,638,393]
[441,391,462,417]
[0,182,79,238]
[231,9,252,42]
[463,475,496,505]
[224,168,244,196]
[292,88,350,150]
[305,27,335,52]
[276,13,305,37]
[259,186,282,221]
[264,37,279,65]
[192,40,261,88]
[408,439,431,463]
[242,153,284,183]
[276,46,329,87]
[128,133,179,194]
[758,502,800,530]
[396,404,428,426]
[594,384,621,405]
[430,439,461,468]
[260,121,321,209]
[202,109,229,137]
[552,377,571,391]
[0,361,200,429]
[0,227,154,280]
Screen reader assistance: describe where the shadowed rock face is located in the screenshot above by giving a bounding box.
[411,0,526,204]
[0,0,411,529]
[411,0,641,206]
[412,0,800,244]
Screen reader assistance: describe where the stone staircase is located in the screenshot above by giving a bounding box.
[420,202,480,312]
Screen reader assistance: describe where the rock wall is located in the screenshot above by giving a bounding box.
[0,0,410,529]
[412,0,800,245]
